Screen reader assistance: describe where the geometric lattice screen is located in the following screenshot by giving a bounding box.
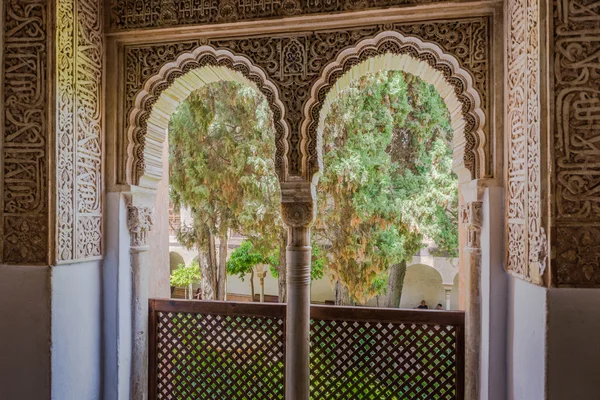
[149,301,464,400]
[310,315,461,399]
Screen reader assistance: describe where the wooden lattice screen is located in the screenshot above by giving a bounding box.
[149,300,464,400]
[310,306,464,400]
[149,300,286,399]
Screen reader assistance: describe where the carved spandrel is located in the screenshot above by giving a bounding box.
[124,18,490,185]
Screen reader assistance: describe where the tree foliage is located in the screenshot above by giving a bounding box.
[170,260,201,288]
[316,70,458,303]
[169,81,282,299]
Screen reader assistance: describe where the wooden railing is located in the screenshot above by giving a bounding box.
[149,299,464,399]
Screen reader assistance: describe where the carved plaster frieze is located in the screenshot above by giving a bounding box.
[56,0,104,262]
[554,0,600,286]
[110,0,453,31]
[123,18,490,187]
[505,0,547,285]
[127,206,154,247]
[2,0,49,264]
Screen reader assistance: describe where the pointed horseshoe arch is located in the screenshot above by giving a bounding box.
[126,47,289,188]
[302,31,487,184]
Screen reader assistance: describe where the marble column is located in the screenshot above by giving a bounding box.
[444,285,453,310]
[282,202,314,400]
[127,205,154,400]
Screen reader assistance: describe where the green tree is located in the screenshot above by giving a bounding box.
[169,81,283,300]
[227,240,273,300]
[318,70,457,305]
[170,260,201,299]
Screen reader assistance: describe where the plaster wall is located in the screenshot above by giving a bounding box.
[51,262,102,400]
[480,187,507,400]
[506,276,546,400]
[547,288,600,399]
[0,265,51,400]
[147,139,171,299]
[103,192,133,400]
[399,264,446,309]
[225,273,336,303]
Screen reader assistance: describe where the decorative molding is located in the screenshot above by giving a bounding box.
[123,18,490,185]
[127,205,154,247]
[2,0,49,264]
[56,0,103,262]
[505,0,546,285]
[281,202,314,227]
[554,0,600,286]
[109,0,454,31]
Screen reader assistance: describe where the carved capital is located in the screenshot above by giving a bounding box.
[461,201,483,250]
[127,206,154,247]
[281,202,314,228]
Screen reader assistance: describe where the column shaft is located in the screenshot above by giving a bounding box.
[285,226,311,400]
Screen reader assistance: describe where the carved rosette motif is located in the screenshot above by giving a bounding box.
[124,18,489,186]
[281,202,314,228]
[127,206,154,247]
[554,0,600,286]
[110,0,446,31]
[2,0,49,263]
[506,0,546,284]
[56,0,103,261]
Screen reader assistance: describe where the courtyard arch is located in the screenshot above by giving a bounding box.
[303,31,487,184]
[126,47,289,189]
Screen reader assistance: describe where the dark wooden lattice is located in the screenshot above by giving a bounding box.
[149,300,464,400]
[149,300,286,400]
[310,306,464,400]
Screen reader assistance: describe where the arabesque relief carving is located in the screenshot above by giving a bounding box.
[506,0,547,284]
[56,0,103,262]
[110,0,450,31]
[554,0,600,286]
[124,18,490,186]
[2,0,49,264]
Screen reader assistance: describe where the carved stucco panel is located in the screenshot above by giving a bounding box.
[505,0,546,285]
[2,0,49,264]
[123,18,490,187]
[554,0,600,286]
[110,0,453,31]
[56,0,103,262]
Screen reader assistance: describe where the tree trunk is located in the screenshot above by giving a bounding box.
[334,280,355,306]
[217,230,229,300]
[385,261,407,308]
[202,230,218,300]
[250,269,255,301]
[278,228,287,302]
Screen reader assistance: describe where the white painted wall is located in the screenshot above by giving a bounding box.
[51,262,102,400]
[147,139,171,299]
[0,265,51,399]
[480,186,507,400]
[506,277,546,400]
[547,288,600,400]
[103,192,133,400]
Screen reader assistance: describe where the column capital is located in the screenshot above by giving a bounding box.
[281,202,315,228]
[127,205,154,248]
